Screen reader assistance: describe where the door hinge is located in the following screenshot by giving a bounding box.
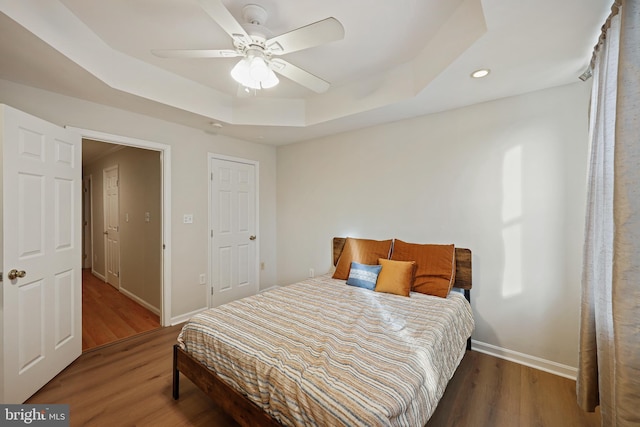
[211,172,213,181]
[211,230,213,238]
[211,287,213,295]
[163,244,166,250]
[0,272,3,282]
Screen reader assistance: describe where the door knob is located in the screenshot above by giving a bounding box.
[249,235,256,240]
[8,269,26,280]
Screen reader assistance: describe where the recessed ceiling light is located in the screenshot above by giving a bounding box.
[471,69,490,78]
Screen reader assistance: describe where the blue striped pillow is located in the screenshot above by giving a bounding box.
[346,262,382,290]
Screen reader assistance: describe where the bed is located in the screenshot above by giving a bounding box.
[173,237,473,426]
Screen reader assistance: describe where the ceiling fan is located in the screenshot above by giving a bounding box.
[152,0,345,93]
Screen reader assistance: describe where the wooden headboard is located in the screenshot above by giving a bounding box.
[332,237,472,290]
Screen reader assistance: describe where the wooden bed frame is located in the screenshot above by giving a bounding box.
[173,237,473,427]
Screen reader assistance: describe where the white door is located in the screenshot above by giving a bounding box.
[103,165,120,288]
[0,104,82,403]
[210,156,258,307]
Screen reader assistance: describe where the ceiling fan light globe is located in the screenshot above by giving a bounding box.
[260,70,279,89]
[231,58,252,84]
[249,57,270,81]
[240,80,261,90]
[231,56,279,90]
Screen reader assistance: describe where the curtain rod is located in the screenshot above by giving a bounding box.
[579,0,621,81]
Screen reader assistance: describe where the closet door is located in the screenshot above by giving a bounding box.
[209,155,258,307]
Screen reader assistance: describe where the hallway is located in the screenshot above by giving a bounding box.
[82,269,160,351]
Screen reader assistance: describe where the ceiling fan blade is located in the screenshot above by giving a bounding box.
[270,59,331,93]
[151,49,240,59]
[198,0,252,45]
[266,17,344,55]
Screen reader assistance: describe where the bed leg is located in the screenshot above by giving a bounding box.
[464,289,472,351]
[173,344,180,400]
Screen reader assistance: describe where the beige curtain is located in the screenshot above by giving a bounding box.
[577,0,640,426]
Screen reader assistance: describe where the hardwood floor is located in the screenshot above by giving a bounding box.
[29,325,237,427]
[426,351,601,427]
[82,269,160,351]
[28,325,600,427]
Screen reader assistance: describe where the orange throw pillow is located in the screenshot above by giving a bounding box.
[333,238,393,280]
[391,240,455,298]
[374,258,415,297]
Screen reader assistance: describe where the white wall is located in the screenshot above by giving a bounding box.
[277,82,590,372]
[1,76,591,374]
[0,79,278,322]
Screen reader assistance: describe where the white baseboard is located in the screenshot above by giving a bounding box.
[91,269,106,282]
[119,287,160,315]
[471,340,578,380]
[170,308,208,326]
[259,285,281,293]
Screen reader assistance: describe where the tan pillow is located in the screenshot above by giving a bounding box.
[333,238,393,280]
[391,240,455,298]
[374,258,415,297]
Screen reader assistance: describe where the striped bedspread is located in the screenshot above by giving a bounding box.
[178,274,474,426]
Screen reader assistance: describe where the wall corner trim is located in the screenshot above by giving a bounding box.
[170,308,208,326]
[471,340,578,380]
[119,287,160,316]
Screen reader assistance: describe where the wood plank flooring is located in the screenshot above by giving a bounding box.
[82,269,160,351]
[28,325,600,427]
[426,351,601,427]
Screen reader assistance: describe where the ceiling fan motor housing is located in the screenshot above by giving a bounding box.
[242,4,268,26]
[241,5,273,45]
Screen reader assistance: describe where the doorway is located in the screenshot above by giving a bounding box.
[80,134,170,350]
